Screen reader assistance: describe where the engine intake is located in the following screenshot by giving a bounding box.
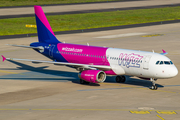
[78,70,106,83]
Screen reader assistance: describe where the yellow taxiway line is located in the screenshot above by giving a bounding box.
[157,115,165,120]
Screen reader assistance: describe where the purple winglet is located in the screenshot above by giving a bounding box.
[162,49,166,53]
[1,55,6,62]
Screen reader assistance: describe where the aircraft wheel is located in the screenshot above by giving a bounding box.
[116,76,121,83]
[116,76,126,83]
[80,79,85,84]
[150,85,158,90]
[80,79,89,84]
[121,75,126,83]
[84,81,90,84]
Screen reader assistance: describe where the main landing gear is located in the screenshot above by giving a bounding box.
[80,79,90,84]
[150,78,158,90]
[116,75,126,83]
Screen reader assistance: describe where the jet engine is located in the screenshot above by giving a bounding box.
[78,70,106,83]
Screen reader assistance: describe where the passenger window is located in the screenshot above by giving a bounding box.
[156,61,160,65]
[160,61,163,65]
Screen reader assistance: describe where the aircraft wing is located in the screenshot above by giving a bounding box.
[1,55,111,71]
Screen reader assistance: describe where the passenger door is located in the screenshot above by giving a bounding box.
[143,55,151,70]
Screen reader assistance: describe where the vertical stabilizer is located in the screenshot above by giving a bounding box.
[34,6,60,44]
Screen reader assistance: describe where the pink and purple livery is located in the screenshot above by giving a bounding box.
[1,6,178,90]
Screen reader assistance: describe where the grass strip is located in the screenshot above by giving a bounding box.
[1,6,180,36]
[0,0,119,7]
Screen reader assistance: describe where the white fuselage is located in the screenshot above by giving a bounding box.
[106,48,178,79]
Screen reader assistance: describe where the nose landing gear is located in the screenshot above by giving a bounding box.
[150,78,158,90]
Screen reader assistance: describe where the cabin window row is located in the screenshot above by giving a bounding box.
[57,51,106,58]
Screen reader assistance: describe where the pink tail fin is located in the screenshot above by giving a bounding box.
[34,6,60,44]
[34,5,55,36]
[1,55,6,62]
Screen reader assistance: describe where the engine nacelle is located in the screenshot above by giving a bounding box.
[78,70,106,83]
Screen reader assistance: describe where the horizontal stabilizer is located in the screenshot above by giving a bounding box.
[6,44,44,50]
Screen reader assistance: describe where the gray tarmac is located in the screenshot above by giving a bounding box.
[0,23,180,120]
[0,0,180,16]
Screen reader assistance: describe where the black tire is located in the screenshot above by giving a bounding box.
[150,85,158,90]
[154,85,158,90]
[80,79,90,84]
[121,76,126,83]
[116,76,121,83]
[116,76,126,83]
[80,79,85,84]
[84,81,90,84]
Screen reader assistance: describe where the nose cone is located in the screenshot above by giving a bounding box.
[158,65,178,79]
[167,65,178,78]
[171,66,178,77]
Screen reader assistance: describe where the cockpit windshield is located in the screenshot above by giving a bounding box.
[156,61,173,65]
[164,61,170,65]
[156,61,160,64]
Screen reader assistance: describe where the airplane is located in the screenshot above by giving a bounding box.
[1,6,178,90]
